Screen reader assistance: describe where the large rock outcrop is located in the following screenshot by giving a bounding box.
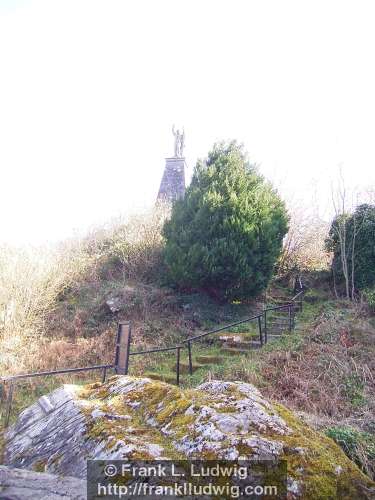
[2,376,375,499]
[0,466,86,499]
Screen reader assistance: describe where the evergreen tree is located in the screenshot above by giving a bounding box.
[163,141,288,300]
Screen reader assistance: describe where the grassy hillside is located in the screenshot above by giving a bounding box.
[1,209,374,479]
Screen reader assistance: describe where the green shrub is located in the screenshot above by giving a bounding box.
[363,287,375,312]
[163,141,288,301]
[326,203,375,293]
[326,426,375,478]
[343,374,366,407]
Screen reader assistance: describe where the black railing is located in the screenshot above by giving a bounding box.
[0,363,114,428]
[180,286,306,375]
[129,345,183,386]
[182,313,264,375]
[0,321,134,428]
[1,285,305,428]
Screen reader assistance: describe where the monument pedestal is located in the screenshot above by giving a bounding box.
[157,157,186,203]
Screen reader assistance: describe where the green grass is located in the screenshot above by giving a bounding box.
[135,338,260,389]
[126,288,319,390]
[0,285,323,434]
[262,332,304,353]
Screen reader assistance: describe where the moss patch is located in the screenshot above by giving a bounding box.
[273,403,374,499]
[15,375,373,499]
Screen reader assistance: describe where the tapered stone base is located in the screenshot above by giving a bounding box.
[157,157,186,203]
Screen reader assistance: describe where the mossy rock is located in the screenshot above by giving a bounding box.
[144,372,177,384]
[3,377,374,499]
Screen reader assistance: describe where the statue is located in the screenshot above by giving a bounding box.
[172,125,185,157]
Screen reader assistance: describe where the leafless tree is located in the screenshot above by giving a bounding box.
[330,170,366,300]
[331,169,350,299]
[279,196,330,277]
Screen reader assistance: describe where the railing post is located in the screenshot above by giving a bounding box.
[264,310,267,344]
[176,347,181,386]
[114,321,132,375]
[5,381,14,428]
[102,366,107,383]
[258,316,263,346]
[187,341,193,375]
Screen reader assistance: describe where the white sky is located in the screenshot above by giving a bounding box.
[1,0,375,244]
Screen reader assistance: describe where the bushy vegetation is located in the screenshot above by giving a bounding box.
[163,142,288,300]
[0,206,170,377]
[1,155,374,480]
[326,203,375,296]
[0,243,89,375]
[326,426,375,478]
[82,203,170,283]
[278,201,330,276]
[363,287,375,312]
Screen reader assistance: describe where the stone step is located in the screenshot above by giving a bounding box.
[224,340,261,349]
[266,330,289,335]
[222,347,250,356]
[195,355,223,364]
[267,297,290,304]
[218,333,246,342]
[242,332,261,339]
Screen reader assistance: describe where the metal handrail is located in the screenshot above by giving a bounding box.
[0,364,113,383]
[129,345,183,386]
[181,313,263,343]
[182,290,305,346]
[291,289,305,302]
[0,363,114,428]
[129,346,182,355]
[182,313,265,377]
[1,283,306,427]
[264,303,292,312]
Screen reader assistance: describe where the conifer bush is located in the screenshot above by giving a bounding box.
[163,141,288,300]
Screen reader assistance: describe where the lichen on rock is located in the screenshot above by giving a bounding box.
[3,376,375,499]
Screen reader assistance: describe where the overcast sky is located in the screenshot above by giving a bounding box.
[1,0,374,244]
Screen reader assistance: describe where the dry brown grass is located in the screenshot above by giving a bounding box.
[82,202,170,282]
[258,307,375,428]
[0,204,172,377]
[0,243,91,375]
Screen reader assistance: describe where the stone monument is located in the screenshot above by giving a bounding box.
[157,126,186,203]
